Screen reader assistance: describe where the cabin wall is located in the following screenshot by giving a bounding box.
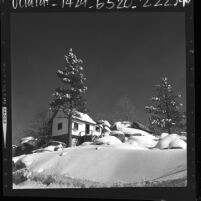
[52,118,98,137]
[93,126,102,137]
[72,120,86,136]
[52,117,68,137]
[72,120,96,136]
[52,109,101,140]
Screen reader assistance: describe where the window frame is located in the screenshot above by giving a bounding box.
[73,122,79,131]
[95,126,100,132]
[57,122,63,130]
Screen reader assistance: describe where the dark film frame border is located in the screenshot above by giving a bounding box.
[1,0,195,200]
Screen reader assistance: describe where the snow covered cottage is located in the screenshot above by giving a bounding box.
[50,109,102,146]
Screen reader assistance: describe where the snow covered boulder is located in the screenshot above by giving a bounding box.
[119,127,158,141]
[93,136,122,146]
[125,136,157,148]
[72,138,79,147]
[110,130,125,142]
[180,135,187,142]
[42,141,66,148]
[32,146,56,153]
[54,144,64,151]
[20,136,39,147]
[122,127,146,136]
[32,141,66,153]
[80,141,94,146]
[169,139,187,149]
[160,133,169,139]
[155,134,184,149]
[97,120,111,128]
[12,145,18,157]
[20,136,35,144]
[111,121,152,133]
[103,126,111,132]
[15,143,35,156]
[111,121,131,131]
[131,121,152,133]
[102,131,111,137]
[12,155,26,165]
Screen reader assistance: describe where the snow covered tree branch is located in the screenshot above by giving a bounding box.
[145,77,186,135]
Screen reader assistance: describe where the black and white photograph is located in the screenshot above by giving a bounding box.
[10,11,189,189]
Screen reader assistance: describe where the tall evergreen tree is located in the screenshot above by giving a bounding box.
[145,77,186,135]
[49,48,87,147]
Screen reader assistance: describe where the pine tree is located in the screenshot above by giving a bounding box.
[145,77,186,135]
[49,48,87,147]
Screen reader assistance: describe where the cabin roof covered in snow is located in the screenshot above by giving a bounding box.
[72,111,96,125]
[50,109,96,125]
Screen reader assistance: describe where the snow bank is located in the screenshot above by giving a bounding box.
[93,136,122,145]
[110,130,125,142]
[180,135,187,142]
[160,133,169,139]
[111,121,152,133]
[104,126,111,132]
[13,146,187,185]
[111,122,158,142]
[113,142,148,150]
[110,130,124,135]
[169,139,187,149]
[121,127,157,140]
[13,154,26,164]
[20,136,36,144]
[125,136,157,148]
[80,141,94,146]
[155,134,186,149]
[101,131,110,137]
[32,145,64,153]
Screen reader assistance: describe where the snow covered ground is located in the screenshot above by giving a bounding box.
[13,143,187,188]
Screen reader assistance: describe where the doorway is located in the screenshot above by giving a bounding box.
[85,124,90,134]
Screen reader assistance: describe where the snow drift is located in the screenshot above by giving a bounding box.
[13,145,187,187]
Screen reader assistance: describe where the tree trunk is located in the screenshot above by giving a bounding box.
[164,89,172,134]
[68,113,72,147]
[167,125,171,134]
[68,100,73,147]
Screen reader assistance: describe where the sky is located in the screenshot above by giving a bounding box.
[11,12,186,144]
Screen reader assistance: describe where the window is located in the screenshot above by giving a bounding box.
[58,123,62,130]
[73,122,79,130]
[96,126,100,132]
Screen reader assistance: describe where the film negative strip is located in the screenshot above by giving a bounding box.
[1,0,196,200]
